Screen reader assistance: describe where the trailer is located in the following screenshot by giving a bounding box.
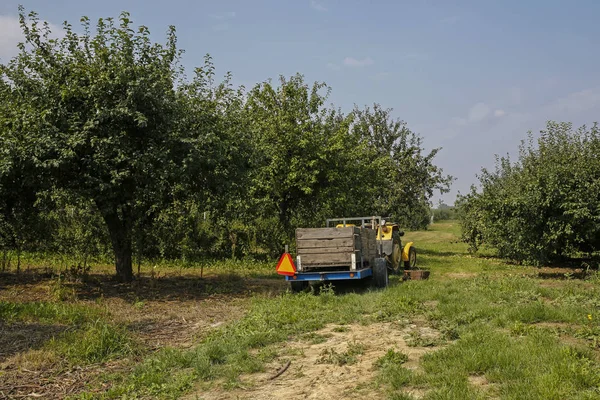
[276,216,416,291]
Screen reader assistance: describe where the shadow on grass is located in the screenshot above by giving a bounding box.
[0,271,287,303]
[536,267,590,280]
[307,275,403,295]
[417,248,463,257]
[0,321,68,361]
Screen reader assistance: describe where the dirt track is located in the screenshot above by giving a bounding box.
[191,321,442,400]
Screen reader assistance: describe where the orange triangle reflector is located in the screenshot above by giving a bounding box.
[276,253,296,276]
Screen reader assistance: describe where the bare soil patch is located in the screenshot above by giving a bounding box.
[191,320,443,400]
[468,374,489,387]
[531,321,573,330]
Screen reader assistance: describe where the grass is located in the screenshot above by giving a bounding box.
[418,325,600,400]
[51,320,139,364]
[0,300,102,325]
[317,341,367,366]
[374,348,409,369]
[92,287,421,398]
[5,220,600,399]
[88,270,600,399]
[0,300,139,365]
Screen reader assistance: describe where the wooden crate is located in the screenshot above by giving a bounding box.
[403,270,430,280]
[296,227,377,269]
[360,228,377,267]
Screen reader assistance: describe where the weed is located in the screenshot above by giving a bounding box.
[377,362,414,394]
[301,332,331,344]
[133,299,145,309]
[405,330,441,347]
[317,341,366,366]
[332,325,349,332]
[574,325,600,349]
[374,348,409,369]
[49,275,77,302]
[509,321,538,337]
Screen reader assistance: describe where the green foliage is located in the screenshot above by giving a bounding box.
[350,104,453,229]
[432,203,456,222]
[0,8,451,278]
[245,75,332,234]
[457,122,600,264]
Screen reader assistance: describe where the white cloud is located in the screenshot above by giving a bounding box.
[550,88,600,114]
[428,86,600,205]
[0,14,63,62]
[310,0,328,12]
[0,15,25,61]
[450,103,504,127]
[343,56,374,67]
[467,102,491,122]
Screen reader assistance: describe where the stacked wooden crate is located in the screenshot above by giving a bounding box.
[360,228,377,266]
[296,227,377,270]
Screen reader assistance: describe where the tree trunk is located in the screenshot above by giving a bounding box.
[279,199,290,232]
[16,246,21,274]
[102,210,134,282]
[1,249,7,272]
[137,252,141,278]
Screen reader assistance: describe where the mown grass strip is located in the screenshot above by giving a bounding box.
[0,301,102,325]
[69,222,600,399]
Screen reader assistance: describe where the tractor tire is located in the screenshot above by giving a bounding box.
[389,235,402,274]
[373,258,389,289]
[290,281,309,293]
[404,247,417,269]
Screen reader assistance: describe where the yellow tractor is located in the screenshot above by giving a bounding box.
[376,219,417,274]
[333,217,417,275]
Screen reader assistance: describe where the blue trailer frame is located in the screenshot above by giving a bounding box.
[285,267,373,282]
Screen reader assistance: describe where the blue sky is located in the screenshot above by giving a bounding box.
[1,0,599,204]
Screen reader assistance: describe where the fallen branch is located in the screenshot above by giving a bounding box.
[268,360,291,381]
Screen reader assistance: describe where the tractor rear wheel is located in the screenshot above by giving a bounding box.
[389,235,402,274]
[373,258,388,288]
[404,247,417,269]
